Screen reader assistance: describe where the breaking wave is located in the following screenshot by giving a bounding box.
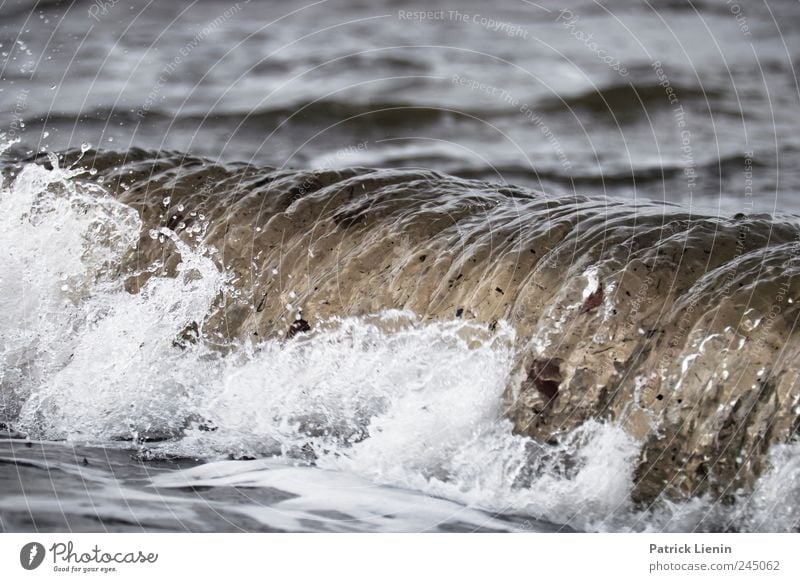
[1,143,798,531]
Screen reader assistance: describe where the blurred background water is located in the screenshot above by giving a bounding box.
[2,0,799,215]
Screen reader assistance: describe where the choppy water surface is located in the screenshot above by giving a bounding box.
[2,0,800,212]
[0,145,797,532]
[1,0,800,532]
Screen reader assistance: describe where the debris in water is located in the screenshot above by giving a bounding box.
[527,358,563,401]
[285,318,311,340]
[580,281,604,314]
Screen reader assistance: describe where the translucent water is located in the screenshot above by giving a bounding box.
[1,149,797,531]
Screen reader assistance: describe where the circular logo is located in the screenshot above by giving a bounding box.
[20,542,46,570]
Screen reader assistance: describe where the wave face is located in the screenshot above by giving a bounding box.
[1,146,799,531]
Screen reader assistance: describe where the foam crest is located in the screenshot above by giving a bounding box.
[2,148,798,532]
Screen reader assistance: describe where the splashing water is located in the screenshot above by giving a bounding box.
[0,140,226,441]
[0,145,798,532]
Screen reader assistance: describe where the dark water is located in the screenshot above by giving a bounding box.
[1,437,552,532]
[2,0,800,213]
[2,0,800,533]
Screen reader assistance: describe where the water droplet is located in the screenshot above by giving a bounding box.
[162,196,171,206]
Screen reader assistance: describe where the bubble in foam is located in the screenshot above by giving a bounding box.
[1,141,226,441]
[4,141,794,532]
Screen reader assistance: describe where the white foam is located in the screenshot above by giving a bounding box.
[3,147,796,532]
[152,458,520,532]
